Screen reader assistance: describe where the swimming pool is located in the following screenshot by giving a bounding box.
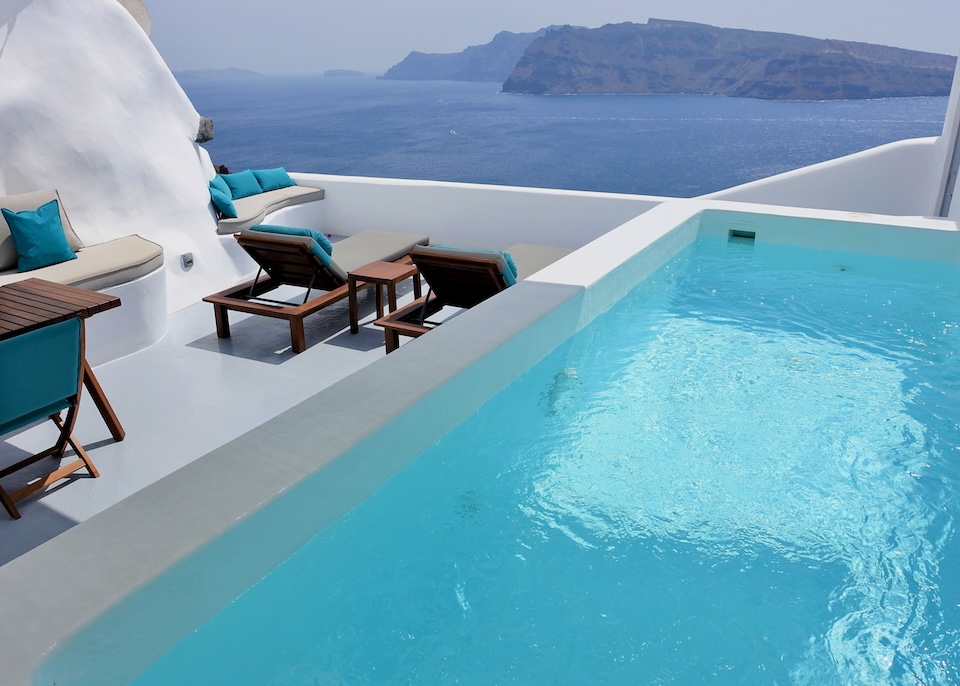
[26,206,960,685]
[131,236,960,682]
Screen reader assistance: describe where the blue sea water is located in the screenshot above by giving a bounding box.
[181,76,948,197]
[132,239,960,684]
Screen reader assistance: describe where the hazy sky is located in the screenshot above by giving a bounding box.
[146,0,960,74]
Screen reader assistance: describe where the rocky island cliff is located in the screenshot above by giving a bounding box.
[502,20,956,99]
[383,19,956,100]
[381,29,549,82]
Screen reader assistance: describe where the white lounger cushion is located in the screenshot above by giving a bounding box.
[0,234,164,290]
[216,186,326,235]
[331,230,430,274]
[505,243,573,280]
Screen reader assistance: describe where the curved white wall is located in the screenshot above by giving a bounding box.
[705,137,944,217]
[84,267,168,366]
[0,0,246,312]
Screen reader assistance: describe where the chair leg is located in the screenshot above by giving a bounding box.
[67,434,100,478]
[290,318,307,353]
[50,406,100,478]
[374,284,384,319]
[214,304,231,339]
[52,406,79,457]
[384,329,399,354]
[53,404,99,477]
[0,486,20,519]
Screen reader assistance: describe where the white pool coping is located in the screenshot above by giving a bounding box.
[2,199,958,685]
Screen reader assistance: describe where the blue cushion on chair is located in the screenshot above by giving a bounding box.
[252,168,296,192]
[0,199,78,272]
[209,187,238,218]
[220,170,263,199]
[252,224,334,256]
[0,318,81,434]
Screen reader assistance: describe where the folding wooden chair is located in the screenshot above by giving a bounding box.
[0,317,99,519]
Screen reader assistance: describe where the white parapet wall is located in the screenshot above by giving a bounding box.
[704,137,946,216]
[276,174,664,249]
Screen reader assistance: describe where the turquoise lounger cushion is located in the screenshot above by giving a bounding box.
[427,244,518,286]
[209,174,231,197]
[209,187,238,218]
[252,224,334,256]
[253,168,296,192]
[502,252,518,280]
[221,170,263,199]
[0,199,78,272]
[500,252,517,286]
[251,225,335,269]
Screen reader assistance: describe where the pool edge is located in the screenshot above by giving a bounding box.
[5,198,959,685]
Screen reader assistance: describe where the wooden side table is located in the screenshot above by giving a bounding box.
[347,260,422,334]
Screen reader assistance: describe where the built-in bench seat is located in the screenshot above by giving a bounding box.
[0,234,164,290]
[0,189,164,290]
[215,185,325,235]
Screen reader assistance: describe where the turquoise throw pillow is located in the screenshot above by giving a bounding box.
[209,187,238,218]
[252,224,334,260]
[253,168,296,192]
[0,199,78,272]
[221,170,263,199]
[209,174,231,197]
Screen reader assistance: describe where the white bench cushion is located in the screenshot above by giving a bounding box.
[0,235,164,290]
[216,185,325,235]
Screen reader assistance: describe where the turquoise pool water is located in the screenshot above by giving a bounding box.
[134,238,960,685]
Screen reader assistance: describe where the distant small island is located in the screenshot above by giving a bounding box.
[324,69,366,78]
[384,19,956,100]
[174,67,263,80]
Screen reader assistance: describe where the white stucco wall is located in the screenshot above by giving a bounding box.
[0,0,244,311]
[705,137,944,217]
[940,55,960,219]
[280,174,664,249]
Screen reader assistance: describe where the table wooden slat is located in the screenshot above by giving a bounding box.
[0,278,120,341]
[0,290,80,317]
[16,279,119,310]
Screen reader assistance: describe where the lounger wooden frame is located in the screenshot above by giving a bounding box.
[374,247,510,353]
[203,232,413,353]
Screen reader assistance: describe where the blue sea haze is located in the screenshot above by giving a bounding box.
[181,76,948,197]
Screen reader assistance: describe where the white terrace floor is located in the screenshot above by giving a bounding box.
[0,279,421,566]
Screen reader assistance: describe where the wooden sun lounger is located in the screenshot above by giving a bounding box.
[204,231,427,353]
[375,243,572,353]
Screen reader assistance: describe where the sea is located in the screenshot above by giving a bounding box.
[180,75,949,197]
